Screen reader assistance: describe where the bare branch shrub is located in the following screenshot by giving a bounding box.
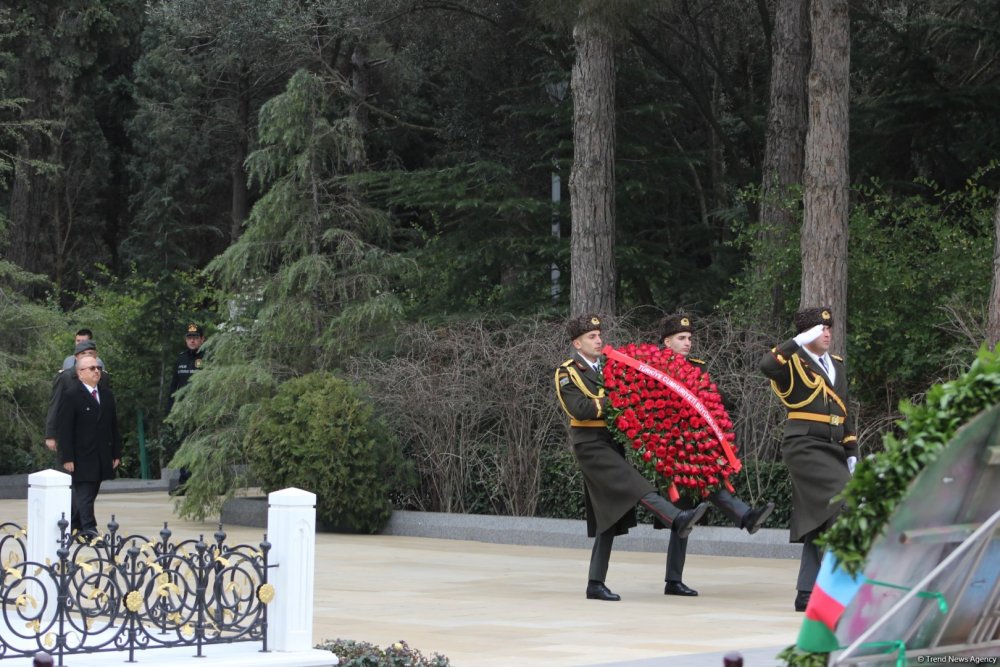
[349,325,490,513]
[347,311,914,517]
[350,318,565,514]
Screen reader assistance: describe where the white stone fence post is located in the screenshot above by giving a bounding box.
[27,470,72,626]
[266,487,317,652]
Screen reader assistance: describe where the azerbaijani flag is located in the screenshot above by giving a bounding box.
[796,552,865,652]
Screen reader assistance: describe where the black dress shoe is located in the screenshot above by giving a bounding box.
[664,580,699,596]
[672,502,709,539]
[794,590,811,612]
[586,581,621,601]
[742,502,776,535]
[75,529,102,545]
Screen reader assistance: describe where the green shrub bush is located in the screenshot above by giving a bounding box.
[317,639,450,667]
[534,440,586,520]
[244,372,412,533]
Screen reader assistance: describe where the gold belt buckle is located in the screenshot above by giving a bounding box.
[830,415,842,426]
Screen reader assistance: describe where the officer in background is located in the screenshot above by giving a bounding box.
[167,323,205,412]
[166,323,205,490]
[554,313,708,602]
[759,307,857,612]
[656,313,774,597]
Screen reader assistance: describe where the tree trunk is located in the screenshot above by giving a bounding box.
[757,0,810,319]
[230,68,251,243]
[348,43,371,169]
[801,0,850,357]
[987,193,1000,348]
[569,7,616,317]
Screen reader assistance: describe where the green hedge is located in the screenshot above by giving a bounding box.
[244,372,413,533]
[317,639,450,666]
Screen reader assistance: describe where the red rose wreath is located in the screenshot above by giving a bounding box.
[602,343,742,502]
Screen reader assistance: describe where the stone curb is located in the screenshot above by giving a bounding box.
[221,498,801,560]
[0,474,173,499]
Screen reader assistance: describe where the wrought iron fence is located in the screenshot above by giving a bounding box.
[0,517,272,664]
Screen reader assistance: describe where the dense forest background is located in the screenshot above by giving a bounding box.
[2,0,998,521]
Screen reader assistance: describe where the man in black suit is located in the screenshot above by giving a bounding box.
[554,313,708,601]
[56,351,122,539]
[45,339,110,452]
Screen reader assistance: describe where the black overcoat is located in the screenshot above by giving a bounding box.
[56,381,122,483]
[45,365,110,440]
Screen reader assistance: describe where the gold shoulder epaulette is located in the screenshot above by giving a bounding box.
[560,359,575,368]
[688,357,706,365]
[831,354,844,362]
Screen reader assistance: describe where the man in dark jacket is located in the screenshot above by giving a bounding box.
[760,306,858,612]
[555,313,708,601]
[45,340,110,453]
[166,323,205,491]
[656,313,774,597]
[167,323,205,412]
[56,353,121,539]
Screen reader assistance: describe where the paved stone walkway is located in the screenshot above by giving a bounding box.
[0,492,801,666]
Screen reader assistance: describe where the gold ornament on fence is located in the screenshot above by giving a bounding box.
[125,590,144,613]
[257,583,275,604]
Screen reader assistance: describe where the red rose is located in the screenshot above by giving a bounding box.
[603,344,739,499]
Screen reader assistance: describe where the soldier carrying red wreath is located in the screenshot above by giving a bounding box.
[554,313,709,602]
[655,313,775,598]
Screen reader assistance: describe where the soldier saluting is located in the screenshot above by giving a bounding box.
[760,307,858,612]
[555,313,708,602]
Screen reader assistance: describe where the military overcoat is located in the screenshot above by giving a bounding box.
[555,352,654,537]
[760,338,856,542]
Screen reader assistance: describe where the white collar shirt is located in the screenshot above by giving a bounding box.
[801,348,835,385]
[579,355,601,375]
[81,381,99,401]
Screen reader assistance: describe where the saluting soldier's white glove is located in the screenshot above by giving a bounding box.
[794,324,825,348]
[847,456,857,475]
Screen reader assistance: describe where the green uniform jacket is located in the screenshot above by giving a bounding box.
[555,352,654,537]
[760,338,856,542]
